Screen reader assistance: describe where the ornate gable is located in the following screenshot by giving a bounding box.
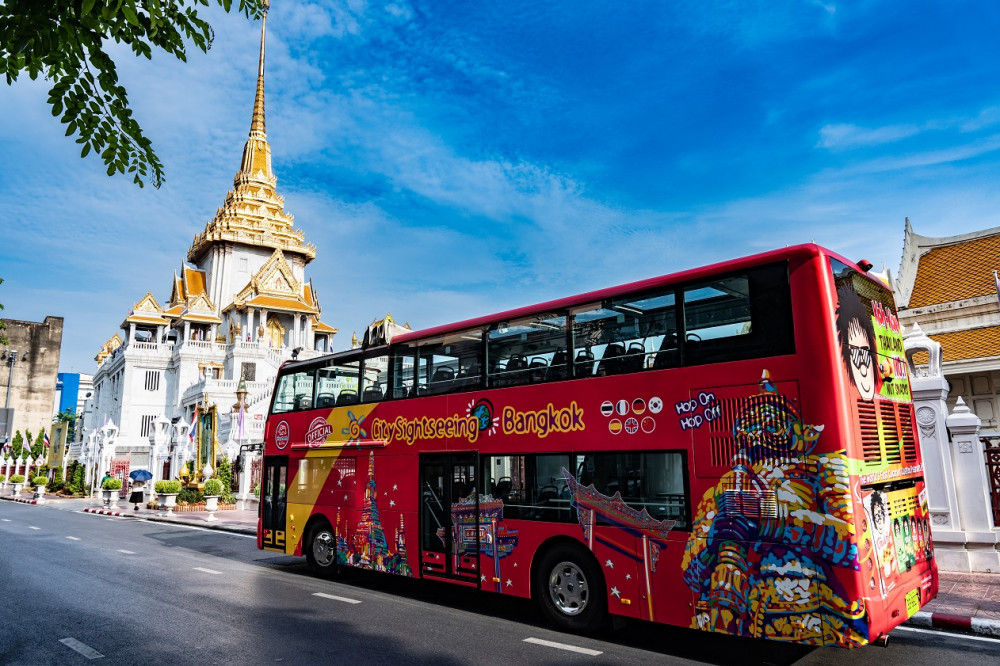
[169,271,186,308]
[95,333,124,365]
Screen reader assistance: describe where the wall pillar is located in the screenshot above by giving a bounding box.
[946,398,1000,571]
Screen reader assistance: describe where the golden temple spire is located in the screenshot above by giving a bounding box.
[249,2,268,140]
[188,1,316,265]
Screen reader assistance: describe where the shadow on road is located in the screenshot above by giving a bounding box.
[257,558,819,665]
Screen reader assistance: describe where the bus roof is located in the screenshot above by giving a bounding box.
[390,243,860,345]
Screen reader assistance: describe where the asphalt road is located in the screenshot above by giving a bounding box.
[1,501,998,665]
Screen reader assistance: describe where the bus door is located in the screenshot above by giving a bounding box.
[420,453,479,584]
[261,456,288,552]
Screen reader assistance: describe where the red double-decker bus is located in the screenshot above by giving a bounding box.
[257,244,937,647]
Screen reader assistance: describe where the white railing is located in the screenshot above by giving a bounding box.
[183,340,227,352]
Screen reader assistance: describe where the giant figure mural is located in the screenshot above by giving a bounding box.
[682,371,867,646]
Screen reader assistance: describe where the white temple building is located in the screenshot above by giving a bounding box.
[73,9,336,497]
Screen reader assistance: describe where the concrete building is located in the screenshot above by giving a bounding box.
[75,9,336,496]
[0,315,63,445]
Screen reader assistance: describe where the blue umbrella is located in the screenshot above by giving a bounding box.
[129,469,153,482]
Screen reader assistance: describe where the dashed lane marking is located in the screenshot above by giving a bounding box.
[29,526,40,530]
[66,536,81,541]
[117,549,136,555]
[59,637,104,660]
[193,567,223,575]
[1,519,10,522]
[313,592,362,605]
[523,638,602,656]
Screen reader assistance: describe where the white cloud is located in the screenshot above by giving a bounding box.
[818,123,921,149]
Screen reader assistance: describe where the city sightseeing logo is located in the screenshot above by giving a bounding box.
[274,420,290,450]
[306,417,333,447]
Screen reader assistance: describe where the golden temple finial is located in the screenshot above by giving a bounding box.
[249,2,269,140]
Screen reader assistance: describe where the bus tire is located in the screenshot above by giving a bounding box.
[305,521,340,578]
[534,543,607,633]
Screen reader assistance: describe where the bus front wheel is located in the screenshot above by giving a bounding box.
[305,522,340,578]
[534,543,607,633]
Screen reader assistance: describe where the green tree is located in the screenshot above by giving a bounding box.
[11,430,23,458]
[54,406,78,441]
[0,0,267,189]
[218,455,235,504]
[33,429,45,458]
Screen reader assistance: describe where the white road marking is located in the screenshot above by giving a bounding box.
[313,592,362,605]
[1,519,10,522]
[117,549,136,555]
[59,637,104,659]
[893,625,1000,644]
[29,526,40,530]
[66,536,81,541]
[523,638,603,656]
[139,519,256,538]
[193,567,223,575]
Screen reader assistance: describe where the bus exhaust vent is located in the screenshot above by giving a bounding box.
[881,402,902,465]
[719,486,778,519]
[900,404,918,463]
[857,400,881,463]
[692,379,801,478]
[856,398,911,467]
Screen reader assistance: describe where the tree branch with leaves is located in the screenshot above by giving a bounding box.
[0,0,267,188]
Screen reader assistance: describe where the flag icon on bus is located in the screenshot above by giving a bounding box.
[616,399,629,415]
[608,419,623,434]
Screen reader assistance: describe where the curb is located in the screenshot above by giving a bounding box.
[907,610,1000,638]
[83,507,131,517]
[144,515,256,535]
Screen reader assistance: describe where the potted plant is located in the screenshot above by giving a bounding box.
[203,478,223,521]
[32,475,48,500]
[10,474,25,497]
[155,480,182,515]
[102,477,123,509]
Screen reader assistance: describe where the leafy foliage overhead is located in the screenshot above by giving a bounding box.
[0,0,266,188]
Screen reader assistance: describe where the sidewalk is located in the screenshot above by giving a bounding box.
[0,491,257,535]
[908,571,1000,638]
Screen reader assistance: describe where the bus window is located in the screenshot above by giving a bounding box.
[682,263,793,365]
[361,354,388,403]
[391,345,416,399]
[272,368,316,413]
[417,330,482,396]
[316,357,360,407]
[573,289,677,376]
[483,454,575,522]
[487,312,567,387]
[573,451,689,529]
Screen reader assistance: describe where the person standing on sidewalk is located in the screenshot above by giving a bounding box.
[128,480,145,511]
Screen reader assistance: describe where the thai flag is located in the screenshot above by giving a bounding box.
[189,405,198,444]
[994,270,1000,308]
[43,432,50,448]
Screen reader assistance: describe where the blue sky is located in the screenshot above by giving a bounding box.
[2,1,1000,374]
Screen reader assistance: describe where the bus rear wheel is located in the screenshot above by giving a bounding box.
[305,522,340,578]
[534,543,607,633]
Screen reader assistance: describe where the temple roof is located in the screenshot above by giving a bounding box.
[895,219,1000,309]
[314,319,338,334]
[187,7,316,265]
[121,292,168,328]
[95,333,123,365]
[928,325,1000,362]
[227,248,318,315]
